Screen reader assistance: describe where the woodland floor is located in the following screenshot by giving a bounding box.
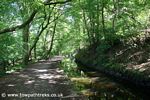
[0,56,86,100]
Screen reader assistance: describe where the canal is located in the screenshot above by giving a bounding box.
[70,70,149,100]
[61,58,149,99]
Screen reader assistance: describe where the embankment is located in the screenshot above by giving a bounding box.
[75,44,150,93]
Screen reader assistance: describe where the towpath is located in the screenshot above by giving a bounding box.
[0,56,86,100]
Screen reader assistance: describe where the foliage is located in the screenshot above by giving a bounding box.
[1,0,150,79]
[61,58,81,77]
[0,0,75,73]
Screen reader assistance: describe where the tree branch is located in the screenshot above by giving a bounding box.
[29,6,55,56]
[0,10,38,34]
[44,0,72,5]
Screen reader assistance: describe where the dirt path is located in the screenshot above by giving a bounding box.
[0,56,86,100]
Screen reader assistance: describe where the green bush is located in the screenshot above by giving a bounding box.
[61,58,81,77]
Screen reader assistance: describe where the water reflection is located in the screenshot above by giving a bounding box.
[71,71,143,100]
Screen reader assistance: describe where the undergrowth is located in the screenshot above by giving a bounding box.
[61,57,81,77]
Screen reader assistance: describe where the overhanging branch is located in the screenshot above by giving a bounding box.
[44,0,72,5]
[0,10,38,34]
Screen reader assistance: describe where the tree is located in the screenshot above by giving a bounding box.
[1,0,150,73]
[0,0,72,68]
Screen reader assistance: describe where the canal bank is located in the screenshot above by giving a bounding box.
[74,44,150,99]
[75,58,150,91]
[61,57,150,99]
[71,70,149,100]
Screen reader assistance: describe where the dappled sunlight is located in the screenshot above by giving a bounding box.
[7,84,15,87]
[48,79,69,85]
[36,73,66,80]
[31,69,48,73]
[49,56,63,62]
[60,81,69,85]
[13,72,20,74]
[36,74,53,79]
[139,68,147,72]
[24,80,35,85]
[55,75,65,79]
[37,62,52,65]
[6,70,16,74]
[56,68,64,73]
[71,77,92,85]
[116,50,123,56]
[81,89,97,96]
[48,80,57,84]
[127,62,150,74]
[19,74,31,79]
[32,61,53,66]
[38,59,47,62]
[0,59,79,99]
[128,51,144,60]
[1,0,150,99]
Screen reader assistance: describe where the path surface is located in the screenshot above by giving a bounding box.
[0,56,86,100]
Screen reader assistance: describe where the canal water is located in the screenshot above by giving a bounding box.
[71,71,149,100]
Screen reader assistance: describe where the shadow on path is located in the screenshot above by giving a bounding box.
[0,56,86,100]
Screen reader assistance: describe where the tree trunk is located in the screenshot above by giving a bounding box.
[82,10,92,45]
[101,2,105,35]
[44,22,57,59]
[34,46,37,59]
[22,24,29,65]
